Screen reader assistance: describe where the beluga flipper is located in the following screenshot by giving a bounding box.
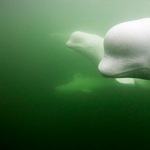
[99,18,150,80]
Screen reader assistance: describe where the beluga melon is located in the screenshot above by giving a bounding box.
[99,18,150,80]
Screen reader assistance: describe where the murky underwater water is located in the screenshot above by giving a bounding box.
[1,0,150,149]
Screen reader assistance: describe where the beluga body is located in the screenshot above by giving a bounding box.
[99,18,150,80]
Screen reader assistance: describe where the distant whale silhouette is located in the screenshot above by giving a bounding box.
[55,73,103,93]
[99,18,150,80]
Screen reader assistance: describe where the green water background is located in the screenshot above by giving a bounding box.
[1,0,150,149]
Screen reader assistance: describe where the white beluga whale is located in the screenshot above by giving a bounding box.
[66,31,104,66]
[99,18,150,80]
[54,73,134,93]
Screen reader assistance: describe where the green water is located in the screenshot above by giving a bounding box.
[1,0,150,149]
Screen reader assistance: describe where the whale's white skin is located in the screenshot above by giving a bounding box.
[54,73,126,93]
[66,31,104,66]
[99,18,150,80]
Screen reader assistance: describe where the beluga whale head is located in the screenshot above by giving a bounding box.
[66,31,104,67]
[98,18,150,80]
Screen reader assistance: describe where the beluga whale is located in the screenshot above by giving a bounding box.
[98,18,150,80]
[66,31,104,67]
